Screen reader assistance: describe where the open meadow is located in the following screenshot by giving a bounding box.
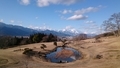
[0,36,120,68]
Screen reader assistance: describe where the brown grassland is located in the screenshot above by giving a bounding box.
[0,36,120,68]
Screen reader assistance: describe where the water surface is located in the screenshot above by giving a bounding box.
[46,47,81,63]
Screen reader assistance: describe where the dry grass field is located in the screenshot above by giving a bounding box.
[0,36,120,68]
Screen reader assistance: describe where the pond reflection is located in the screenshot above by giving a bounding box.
[46,47,81,63]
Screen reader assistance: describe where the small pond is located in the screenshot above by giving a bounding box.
[46,46,81,63]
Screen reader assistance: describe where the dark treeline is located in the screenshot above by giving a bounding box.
[0,33,58,49]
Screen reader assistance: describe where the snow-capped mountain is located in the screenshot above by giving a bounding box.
[31,26,96,37]
[58,26,80,36]
[29,25,81,36]
[59,30,79,36]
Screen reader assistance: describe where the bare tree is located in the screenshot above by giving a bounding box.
[102,12,120,36]
[60,37,67,44]
[72,34,87,41]
[103,20,117,36]
[110,12,120,35]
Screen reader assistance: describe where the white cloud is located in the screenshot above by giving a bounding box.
[67,15,88,20]
[84,21,98,29]
[57,0,78,5]
[10,20,15,23]
[85,20,95,24]
[19,0,30,5]
[74,7,99,15]
[68,6,101,20]
[60,16,66,20]
[0,19,3,22]
[37,0,79,7]
[80,20,104,34]
[63,26,74,31]
[37,0,50,7]
[61,9,72,14]
[35,17,38,19]
[63,10,68,14]
[18,0,82,7]
[58,6,102,21]
[85,21,98,28]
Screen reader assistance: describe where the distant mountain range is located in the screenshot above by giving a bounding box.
[0,22,72,37]
[0,22,35,36]
[0,22,96,37]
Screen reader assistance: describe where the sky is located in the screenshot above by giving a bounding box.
[0,0,120,34]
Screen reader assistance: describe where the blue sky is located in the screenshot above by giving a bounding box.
[0,0,120,34]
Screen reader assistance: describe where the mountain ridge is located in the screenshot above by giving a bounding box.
[0,22,96,37]
[0,22,71,36]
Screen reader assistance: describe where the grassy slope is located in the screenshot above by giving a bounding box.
[0,36,120,68]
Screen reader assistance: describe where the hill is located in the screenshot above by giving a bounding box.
[0,36,120,68]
